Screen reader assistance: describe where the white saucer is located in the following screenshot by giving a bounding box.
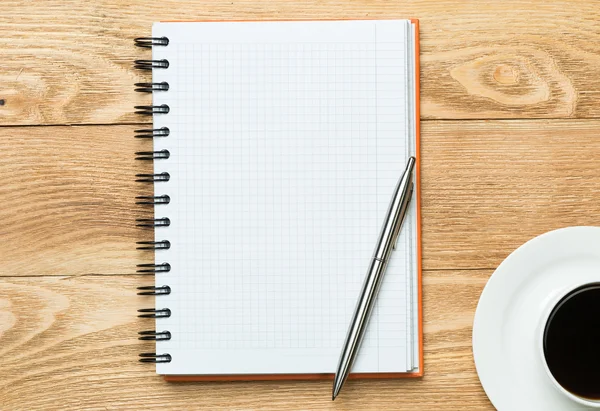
[473,226,600,411]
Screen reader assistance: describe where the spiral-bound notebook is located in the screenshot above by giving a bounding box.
[135,19,422,381]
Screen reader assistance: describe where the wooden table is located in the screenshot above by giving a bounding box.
[1,1,599,409]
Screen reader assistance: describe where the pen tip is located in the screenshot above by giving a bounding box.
[332,384,340,401]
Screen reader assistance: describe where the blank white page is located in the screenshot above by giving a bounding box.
[150,19,418,375]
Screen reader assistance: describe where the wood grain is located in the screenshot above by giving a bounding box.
[421,119,600,270]
[0,271,491,410]
[3,3,599,407]
[2,0,600,125]
[0,125,153,276]
[2,121,599,276]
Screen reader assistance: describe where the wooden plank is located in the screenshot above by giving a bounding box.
[421,119,600,270]
[1,0,600,125]
[0,125,153,276]
[0,271,491,410]
[2,120,599,276]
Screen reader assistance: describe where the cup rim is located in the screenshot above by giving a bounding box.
[538,282,600,407]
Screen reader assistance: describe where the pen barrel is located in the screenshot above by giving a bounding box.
[339,158,414,371]
[355,258,389,327]
[333,156,415,397]
[372,181,414,263]
[335,257,387,383]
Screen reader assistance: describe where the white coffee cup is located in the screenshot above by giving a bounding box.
[538,282,600,408]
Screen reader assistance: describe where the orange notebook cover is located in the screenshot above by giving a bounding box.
[138,19,422,382]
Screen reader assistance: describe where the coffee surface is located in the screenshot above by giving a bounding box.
[543,284,600,400]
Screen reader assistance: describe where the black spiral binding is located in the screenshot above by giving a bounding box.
[139,353,172,363]
[135,150,171,161]
[135,172,170,183]
[134,59,170,70]
[136,263,171,273]
[135,127,170,139]
[136,218,171,228]
[135,82,170,93]
[135,104,170,115]
[138,308,172,318]
[139,331,172,341]
[137,286,172,295]
[135,195,170,205]
[135,36,172,363]
[135,37,169,48]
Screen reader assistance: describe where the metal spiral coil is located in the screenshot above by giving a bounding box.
[135,150,170,161]
[135,172,170,183]
[135,82,170,93]
[135,195,170,205]
[135,36,172,365]
[138,308,172,318]
[137,286,172,296]
[134,37,169,48]
[136,217,171,228]
[135,104,170,115]
[139,353,172,363]
[136,263,171,273]
[136,240,171,250]
[134,59,169,70]
[138,330,172,341]
[135,127,170,139]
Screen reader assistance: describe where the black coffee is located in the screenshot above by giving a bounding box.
[543,284,600,400]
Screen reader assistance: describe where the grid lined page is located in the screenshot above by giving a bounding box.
[151,20,418,375]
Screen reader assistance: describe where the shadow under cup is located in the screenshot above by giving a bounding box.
[543,283,600,401]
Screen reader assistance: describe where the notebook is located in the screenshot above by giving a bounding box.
[134,19,422,380]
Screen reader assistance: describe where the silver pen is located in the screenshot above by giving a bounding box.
[332,156,416,400]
